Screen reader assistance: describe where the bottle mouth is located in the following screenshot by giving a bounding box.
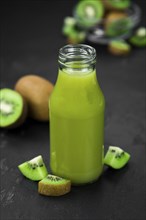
[59,44,96,68]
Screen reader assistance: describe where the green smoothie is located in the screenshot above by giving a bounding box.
[49,66,105,185]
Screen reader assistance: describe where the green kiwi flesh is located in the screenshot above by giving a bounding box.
[75,0,104,28]
[18,155,48,181]
[130,27,146,47]
[103,0,131,10]
[104,146,130,169]
[38,174,71,196]
[0,88,27,128]
[108,40,131,55]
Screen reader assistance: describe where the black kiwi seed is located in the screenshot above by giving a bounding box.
[121,152,125,156]
[111,149,116,153]
[115,154,121,159]
[30,163,44,169]
[47,175,62,182]
[28,162,39,169]
[55,176,62,181]
[115,152,125,158]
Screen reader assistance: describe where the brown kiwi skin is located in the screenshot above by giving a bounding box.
[3,97,28,129]
[105,11,127,31]
[38,180,71,196]
[108,44,130,56]
[15,75,54,121]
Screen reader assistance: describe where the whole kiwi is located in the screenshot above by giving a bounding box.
[15,75,54,121]
[105,12,131,37]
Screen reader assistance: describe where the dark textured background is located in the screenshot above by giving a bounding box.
[0,0,146,220]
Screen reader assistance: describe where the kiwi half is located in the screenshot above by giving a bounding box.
[104,146,130,169]
[75,0,104,28]
[103,0,131,11]
[105,12,132,37]
[0,88,27,128]
[18,155,48,181]
[130,27,146,47]
[108,40,131,55]
[38,174,71,196]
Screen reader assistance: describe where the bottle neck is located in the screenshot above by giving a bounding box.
[58,44,96,75]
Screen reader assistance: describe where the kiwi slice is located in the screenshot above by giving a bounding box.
[67,29,86,44]
[105,12,132,37]
[18,155,48,181]
[38,174,71,196]
[62,16,86,44]
[103,0,131,10]
[108,40,131,55]
[129,27,146,47]
[104,146,130,169]
[75,0,104,28]
[0,88,27,128]
[62,17,77,36]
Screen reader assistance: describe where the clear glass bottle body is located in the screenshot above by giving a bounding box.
[49,44,105,185]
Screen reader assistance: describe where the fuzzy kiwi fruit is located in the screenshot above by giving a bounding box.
[105,12,132,37]
[18,155,48,181]
[129,27,146,47]
[0,88,27,128]
[102,0,131,11]
[75,0,104,28]
[104,146,130,169]
[38,174,71,196]
[15,75,54,121]
[108,40,131,55]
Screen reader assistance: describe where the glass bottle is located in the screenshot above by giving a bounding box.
[49,44,105,185]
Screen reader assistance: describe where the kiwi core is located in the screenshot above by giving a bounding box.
[85,6,96,18]
[0,89,23,127]
[0,100,14,115]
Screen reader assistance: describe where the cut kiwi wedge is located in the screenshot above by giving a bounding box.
[129,27,146,47]
[0,88,27,128]
[38,174,71,196]
[75,0,104,28]
[103,0,131,10]
[62,16,86,44]
[108,40,131,55]
[104,146,130,169]
[62,17,77,36]
[67,29,86,44]
[18,155,48,181]
[105,12,132,37]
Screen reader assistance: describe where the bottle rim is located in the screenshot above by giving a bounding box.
[59,44,96,67]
